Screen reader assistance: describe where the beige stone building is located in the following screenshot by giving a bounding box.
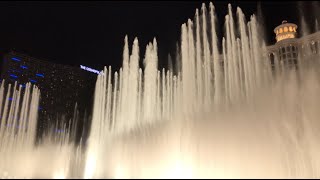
[266,21,320,69]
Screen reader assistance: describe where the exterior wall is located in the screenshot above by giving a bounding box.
[266,31,320,69]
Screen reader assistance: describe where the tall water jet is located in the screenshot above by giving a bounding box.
[0,81,40,177]
[85,2,320,178]
[210,2,223,105]
[0,80,85,178]
[143,39,159,124]
[298,1,310,37]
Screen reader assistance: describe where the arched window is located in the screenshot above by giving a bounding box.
[269,53,275,65]
[283,54,286,59]
[293,58,298,66]
[289,26,293,32]
[311,41,316,54]
[286,46,291,52]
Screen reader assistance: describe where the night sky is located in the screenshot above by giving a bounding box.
[0,1,318,72]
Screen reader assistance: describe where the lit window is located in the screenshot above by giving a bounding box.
[11,57,21,62]
[279,28,283,33]
[276,33,295,42]
[284,27,288,32]
[293,27,296,32]
[10,74,18,78]
[36,73,44,78]
[30,79,37,83]
[20,65,28,69]
[289,26,293,32]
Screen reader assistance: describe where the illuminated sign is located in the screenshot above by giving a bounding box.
[80,65,102,74]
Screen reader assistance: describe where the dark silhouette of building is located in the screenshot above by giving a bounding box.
[0,51,97,142]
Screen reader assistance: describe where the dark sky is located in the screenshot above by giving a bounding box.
[0,1,318,71]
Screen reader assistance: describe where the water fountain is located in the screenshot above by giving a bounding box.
[0,81,40,178]
[85,2,320,179]
[0,81,83,179]
[1,1,320,179]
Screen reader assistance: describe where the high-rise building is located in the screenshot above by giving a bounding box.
[0,51,98,141]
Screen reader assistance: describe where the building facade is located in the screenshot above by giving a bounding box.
[266,21,320,70]
[0,51,97,142]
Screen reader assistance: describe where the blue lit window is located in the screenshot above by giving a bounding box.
[11,57,21,62]
[20,84,26,88]
[8,97,13,101]
[55,129,64,133]
[36,73,44,78]
[10,74,18,78]
[20,65,28,69]
[30,79,37,83]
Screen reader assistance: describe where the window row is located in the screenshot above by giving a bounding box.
[276,26,297,35]
[278,46,297,54]
[279,53,298,60]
